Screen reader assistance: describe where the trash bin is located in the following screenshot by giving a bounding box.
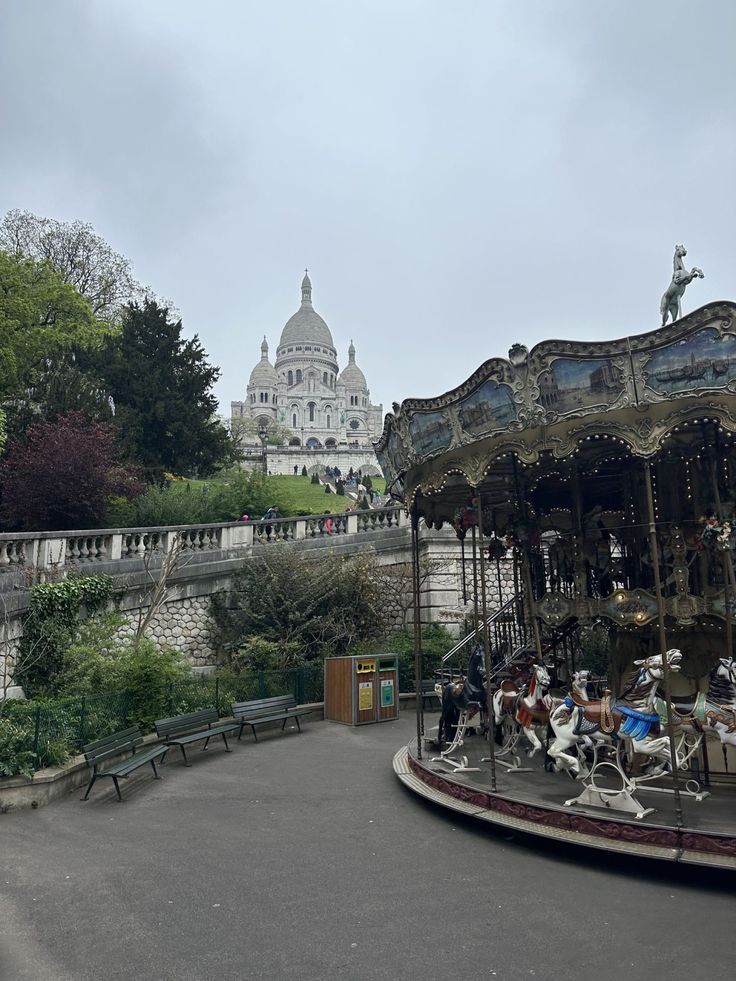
[324,655,400,725]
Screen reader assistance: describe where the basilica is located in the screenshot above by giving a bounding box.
[231,272,383,448]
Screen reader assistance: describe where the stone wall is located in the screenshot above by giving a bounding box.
[0,515,498,690]
[115,595,216,670]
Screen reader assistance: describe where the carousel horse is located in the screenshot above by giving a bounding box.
[547,649,683,777]
[437,642,487,746]
[660,244,704,325]
[664,656,736,755]
[492,660,552,758]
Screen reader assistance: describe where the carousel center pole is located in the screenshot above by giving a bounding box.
[411,508,423,759]
[475,490,497,791]
[643,459,684,834]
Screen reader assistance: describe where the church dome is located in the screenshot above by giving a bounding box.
[278,272,335,350]
[248,336,279,388]
[339,340,367,390]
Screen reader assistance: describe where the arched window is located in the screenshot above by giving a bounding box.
[308,402,316,423]
[287,370,293,386]
[292,413,297,428]
[323,372,328,385]
[296,369,302,384]
[326,416,331,429]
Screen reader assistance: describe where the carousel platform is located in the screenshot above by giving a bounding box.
[394,715,736,871]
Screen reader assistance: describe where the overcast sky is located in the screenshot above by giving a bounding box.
[1,1,734,419]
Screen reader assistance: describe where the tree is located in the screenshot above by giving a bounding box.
[0,412,142,531]
[0,251,109,438]
[0,209,142,321]
[210,548,385,661]
[99,299,237,478]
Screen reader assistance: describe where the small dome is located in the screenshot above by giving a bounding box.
[278,272,335,350]
[339,339,367,390]
[248,336,279,388]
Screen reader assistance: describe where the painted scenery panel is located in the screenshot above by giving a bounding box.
[458,379,517,437]
[376,430,405,484]
[537,358,624,415]
[646,327,736,395]
[409,409,452,459]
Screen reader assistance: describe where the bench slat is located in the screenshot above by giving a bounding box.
[154,708,220,738]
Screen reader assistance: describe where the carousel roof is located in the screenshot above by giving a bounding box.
[374,300,736,511]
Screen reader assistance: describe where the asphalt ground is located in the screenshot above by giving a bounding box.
[1,714,734,981]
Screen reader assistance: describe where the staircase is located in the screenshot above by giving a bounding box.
[438,593,580,683]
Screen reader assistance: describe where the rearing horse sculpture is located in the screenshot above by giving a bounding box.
[660,244,704,325]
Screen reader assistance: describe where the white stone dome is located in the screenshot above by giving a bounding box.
[248,337,279,388]
[278,272,335,351]
[339,340,367,390]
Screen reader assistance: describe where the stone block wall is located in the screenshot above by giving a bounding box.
[115,595,217,669]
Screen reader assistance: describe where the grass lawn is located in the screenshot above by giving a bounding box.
[267,475,387,515]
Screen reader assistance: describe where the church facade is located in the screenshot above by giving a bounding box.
[231,272,383,449]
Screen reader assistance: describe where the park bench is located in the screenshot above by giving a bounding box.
[232,695,312,742]
[421,679,442,710]
[81,726,168,802]
[154,708,239,766]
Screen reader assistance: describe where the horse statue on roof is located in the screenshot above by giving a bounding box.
[660,244,704,325]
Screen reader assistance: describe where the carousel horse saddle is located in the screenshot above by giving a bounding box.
[573,708,600,737]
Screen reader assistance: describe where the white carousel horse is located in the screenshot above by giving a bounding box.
[660,244,704,326]
[667,656,736,755]
[493,661,552,758]
[547,649,683,777]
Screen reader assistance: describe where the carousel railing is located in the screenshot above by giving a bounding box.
[439,593,529,674]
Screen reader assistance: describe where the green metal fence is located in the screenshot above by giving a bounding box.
[0,657,423,775]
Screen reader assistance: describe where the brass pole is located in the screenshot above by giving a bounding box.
[411,508,423,758]
[475,490,497,791]
[471,524,481,638]
[643,459,684,832]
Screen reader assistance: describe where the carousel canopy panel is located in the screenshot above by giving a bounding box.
[375,301,736,511]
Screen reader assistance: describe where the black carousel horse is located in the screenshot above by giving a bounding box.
[437,642,487,745]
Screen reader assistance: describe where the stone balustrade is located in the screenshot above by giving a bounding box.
[0,507,406,581]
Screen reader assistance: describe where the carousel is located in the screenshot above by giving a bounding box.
[377,265,736,869]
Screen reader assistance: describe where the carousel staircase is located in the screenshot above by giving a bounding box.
[438,593,580,683]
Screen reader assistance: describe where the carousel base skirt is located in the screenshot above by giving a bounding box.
[394,737,736,871]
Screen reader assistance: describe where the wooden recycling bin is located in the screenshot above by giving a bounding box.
[324,655,400,725]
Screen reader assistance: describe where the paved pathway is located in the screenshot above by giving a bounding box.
[1,715,734,981]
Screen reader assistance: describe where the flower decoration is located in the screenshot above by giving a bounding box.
[697,513,736,551]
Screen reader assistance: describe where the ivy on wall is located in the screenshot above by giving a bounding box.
[16,575,115,695]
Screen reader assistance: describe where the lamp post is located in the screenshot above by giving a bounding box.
[257,423,268,475]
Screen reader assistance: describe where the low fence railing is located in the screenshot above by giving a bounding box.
[0,653,427,775]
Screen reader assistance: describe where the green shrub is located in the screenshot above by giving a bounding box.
[310,472,320,485]
[54,612,129,695]
[225,637,303,673]
[117,470,289,527]
[116,637,189,729]
[301,465,308,476]
[17,575,115,696]
[0,718,36,778]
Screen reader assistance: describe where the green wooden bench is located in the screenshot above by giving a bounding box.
[82,727,168,802]
[232,695,312,742]
[154,708,239,766]
[420,679,442,710]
